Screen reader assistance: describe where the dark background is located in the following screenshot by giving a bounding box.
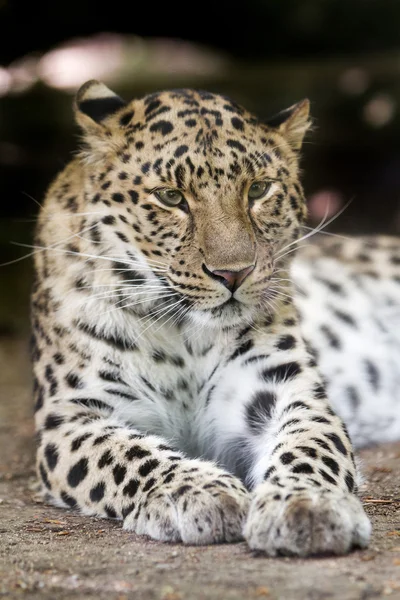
[1,0,400,334]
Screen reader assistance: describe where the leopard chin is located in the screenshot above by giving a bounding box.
[188,300,259,330]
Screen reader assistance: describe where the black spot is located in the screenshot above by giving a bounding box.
[102,215,116,225]
[174,164,186,189]
[76,321,136,351]
[311,415,331,424]
[123,478,140,497]
[280,452,295,464]
[264,466,276,480]
[125,446,151,461]
[321,455,339,475]
[158,444,174,452]
[44,413,64,430]
[319,469,336,485]
[122,503,136,518]
[229,339,254,361]
[65,372,84,389]
[311,437,332,452]
[78,95,126,123]
[231,117,244,131]
[113,464,127,485]
[104,505,118,518]
[163,472,175,484]
[67,458,89,488]
[171,355,185,368]
[112,193,125,203]
[92,434,111,445]
[71,398,111,412]
[174,145,189,157]
[142,477,156,492]
[347,385,361,409]
[172,485,192,500]
[61,490,77,508]
[313,383,327,399]
[283,318,296,326]
[99,370,123,384]
[279,418,301,432]
[152,350,166,363]
[71,433,92,452]
[39,462,52,490]
[119,110,134,126]
[90,481,105,502]
[45,365,58,396]
[34,384,44,412]
[53,352,65,365]
[150,120,174,136]
[292,463,314,474]
[316,277,345,296]
[320,325,341,349]
[98,450,113,469]
[139,459,160,477]
[325,433,348,455]
[44,444,59,471]
[296,446,317,459]
[90,225,101,243]
[332,308,356,327]
[364,359,380,391]
[141,161,151,174]
[276,335,296,351]
[345,470,355,492]
[244,354,271,365]
[246,390,276,433]
[227,139,246,153]
[284,400,309,413]
[144,99,162,115]
[262,362,302,382]
[128,190,139,205]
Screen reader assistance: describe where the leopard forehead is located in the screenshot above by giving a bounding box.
[80,87,304,190]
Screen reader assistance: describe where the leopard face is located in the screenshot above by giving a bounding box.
[72,82,310,328]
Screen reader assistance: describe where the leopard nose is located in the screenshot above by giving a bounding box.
[202,264,255,293]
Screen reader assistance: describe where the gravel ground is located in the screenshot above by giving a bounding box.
[1,337,400,600]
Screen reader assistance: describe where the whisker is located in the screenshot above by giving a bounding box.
[274,198,353,262]
[1,222,105,267]
[274,245,309,263]
[302,226,350,241]
[133,297,186,342]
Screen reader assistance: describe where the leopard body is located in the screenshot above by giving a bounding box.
[31,80,400,556]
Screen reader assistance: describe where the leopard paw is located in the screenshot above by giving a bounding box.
[124,462,250,545]
[244,483,371,557]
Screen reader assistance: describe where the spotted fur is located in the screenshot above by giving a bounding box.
[32,80,400,556]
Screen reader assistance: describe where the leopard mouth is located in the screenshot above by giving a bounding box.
[210,296,242,314]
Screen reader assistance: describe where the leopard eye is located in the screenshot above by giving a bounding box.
[248,181,272,201]
[155,189,185,207]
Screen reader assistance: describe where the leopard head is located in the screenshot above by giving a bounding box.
[74,80,310,328]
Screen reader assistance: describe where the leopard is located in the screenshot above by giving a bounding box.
[31,79,400,557]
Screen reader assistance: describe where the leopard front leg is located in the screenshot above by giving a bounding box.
[36,413,249,545]
[206,331,371,557]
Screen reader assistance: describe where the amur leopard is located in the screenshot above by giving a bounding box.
[31,80,400,557]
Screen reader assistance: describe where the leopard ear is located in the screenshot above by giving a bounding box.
[74,80,127,131]
[265,99,311,150]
